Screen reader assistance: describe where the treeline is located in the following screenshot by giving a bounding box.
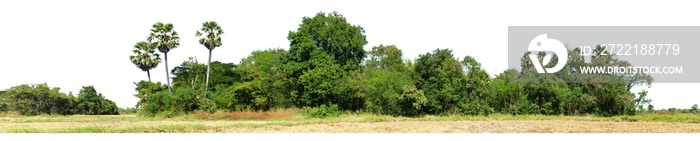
[132,11,658,117]
[0,84,119,116]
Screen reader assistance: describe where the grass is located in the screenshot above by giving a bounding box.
[0,110,698,133]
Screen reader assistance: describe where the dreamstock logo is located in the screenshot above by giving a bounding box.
[528,34,568,73]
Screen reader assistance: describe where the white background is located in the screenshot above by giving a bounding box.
[0,0,698,110]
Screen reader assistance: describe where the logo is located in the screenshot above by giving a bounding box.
[528,34,568,73]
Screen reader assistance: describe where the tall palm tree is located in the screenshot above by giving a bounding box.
[195,21,223,92]
[149,22,180,94]
[130,41,161,81]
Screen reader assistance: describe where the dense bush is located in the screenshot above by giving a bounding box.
[136,81,217,116]
[309,104,340,118]
[414,49,469,115]
[0,84,118,116]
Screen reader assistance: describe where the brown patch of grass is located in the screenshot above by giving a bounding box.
[194,111,291,120]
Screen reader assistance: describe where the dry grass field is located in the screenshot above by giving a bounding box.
[1,111,699,133]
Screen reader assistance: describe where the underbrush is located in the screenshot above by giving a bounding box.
[187,108,298,120]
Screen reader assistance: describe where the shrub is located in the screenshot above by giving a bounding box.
[309,104,340,118]
[197,98,217,113]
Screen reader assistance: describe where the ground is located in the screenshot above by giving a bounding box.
[1,112,699,133]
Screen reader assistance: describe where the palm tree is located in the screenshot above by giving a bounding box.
[195,21,223,92]
[149,22,180,94]
[130,41,161,81]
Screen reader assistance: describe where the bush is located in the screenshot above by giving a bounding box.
[309,104,340,118]
[136,83,218,116]
[75,86,119,115]
[0,102,7,112]
[139,91,176,116]
[119,107,140,114]
[197,98,217,113]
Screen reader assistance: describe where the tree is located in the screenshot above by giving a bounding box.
[130,41,161,81]
[233,49,291,109]
[195,21,224,92]
[288,11,367,71]
[1,84,118,115]
[350,45,426,116]
[149,22,180,94]
[414,49,468,114]
[286,11,368,110]
[460,55,494,115]
[75,86,119,115]
[633,90,652,112]
[3,84,69,115]
[171,57,207,89]
[691,104,698,113]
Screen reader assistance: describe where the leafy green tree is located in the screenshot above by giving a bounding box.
[130,41,161,81]
[195,21,224,92]
[288,11,367,71]
[3,84,69,115]
[691,104,698,113]
[286,11,368,110]
[149,22,180,94]
[75,86,119,115]
[350,45,426,116]
[171,58,239,93]
[2,84,118,115]
[171,57,207,89]
[460,56,494,115]
[633,90,652,112]
[414,49,468,114]
[0,90,7,112]
[134,80,168,108]
[233,49,292,109]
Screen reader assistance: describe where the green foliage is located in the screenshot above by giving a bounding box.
[691,104,698,113]
[222,81,269,111]
[349,45,426,116]
[135,81,215,116]
[309,104,340,118]
[288,11,367,71]
[149,22,180,94]
[149,22,180,54]
[1,84,118,116]
[119,107,139,114]
[414,48,467,114]
[0,90,8,112]
[195,21,224,50]
[232,49,292,109]
[134,80,169,108]
[633,90,652,112]
[139,91,175,116]
[195,21,224,92]
[286,11,368,111]
[75,86,119,115]
[127,11,655,118]
[171,58,239,92]
[129,41,161,81]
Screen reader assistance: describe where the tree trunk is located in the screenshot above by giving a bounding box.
[147,70,151,82]
[205,49,212,95]
[165,52,172,94]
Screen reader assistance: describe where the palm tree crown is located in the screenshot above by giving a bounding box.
[149,22,180,53]
[130,41,161,81]
[130,42,161,71]
[195,21,223,50]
